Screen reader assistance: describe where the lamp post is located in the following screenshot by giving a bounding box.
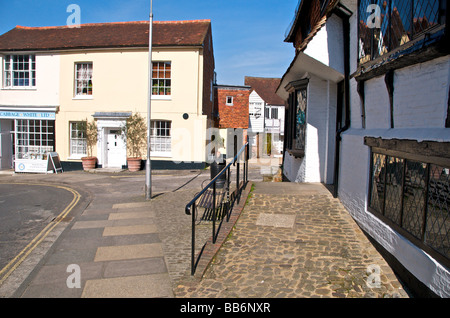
[145,0,153,200]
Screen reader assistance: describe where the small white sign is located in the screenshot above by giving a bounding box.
[15,159,52,173]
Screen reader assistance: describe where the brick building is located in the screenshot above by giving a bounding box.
[212,84,250,159]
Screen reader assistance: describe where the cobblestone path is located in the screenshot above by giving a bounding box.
[174,182,410,298]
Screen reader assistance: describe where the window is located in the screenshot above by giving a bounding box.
[285,78,308,157]
[358,0,442,64]
[271,108,279,119]
[15,120,54,159]
[294,88,307,152]
[226,96,233,106]
[3,55,36,88]
[152,62,171,96]
[150,120,171,156]
[265,107,279,119]
[368,142,450,266]
[70,122,87,157]
[75,62,93,96]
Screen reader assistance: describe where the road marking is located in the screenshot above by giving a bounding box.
[0,183,81,286]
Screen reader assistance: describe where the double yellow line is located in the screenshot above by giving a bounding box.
[0,183,81,286]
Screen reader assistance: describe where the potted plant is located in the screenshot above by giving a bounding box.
[80,118,98,170]
[121,112,147,171]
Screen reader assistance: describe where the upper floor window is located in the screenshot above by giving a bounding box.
[265,107,279,119]
[75,62,93,96]
[226,96,234,106]
[152,62,171,96]
[3,55,36,88]
[358,0,443,64]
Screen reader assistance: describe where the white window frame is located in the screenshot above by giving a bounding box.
[14,119,54,160]
[69,121,87,159]
[150,120,171,157]
[226,96,234,106]
[3,54,36,88]
[74,62,93,99]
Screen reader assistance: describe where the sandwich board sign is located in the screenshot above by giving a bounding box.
[48,152,63,174]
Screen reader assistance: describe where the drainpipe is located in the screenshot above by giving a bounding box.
[333,3,352,198]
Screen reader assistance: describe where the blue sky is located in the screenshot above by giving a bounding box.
[0,0,299,85]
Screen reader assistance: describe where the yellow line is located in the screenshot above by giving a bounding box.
[0,183,81,286]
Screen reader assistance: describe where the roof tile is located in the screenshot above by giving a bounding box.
[0,20,211,51]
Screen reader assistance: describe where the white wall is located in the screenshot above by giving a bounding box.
[248,91,264,133]
[283,75,337,184]
[338,55,450,297]
[0,54,60,107]
[393,56,450,128]
[304,14,345,75]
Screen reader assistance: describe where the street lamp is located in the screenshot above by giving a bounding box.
[145,0,153,200]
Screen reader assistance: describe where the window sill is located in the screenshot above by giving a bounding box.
[2,87,37,91]
[287,149,304,159]
[151,95,171,101]
[68,155,86,160]
[73,95,93,100]
[353,26,447,81]
[150,153,172,158]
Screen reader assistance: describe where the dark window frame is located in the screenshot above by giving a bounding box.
[285,78,309,158]
[358,0,444,64]
[355,0,448,81]
[366,137,450,268]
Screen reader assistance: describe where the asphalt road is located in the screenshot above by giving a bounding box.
[0,183,75,273]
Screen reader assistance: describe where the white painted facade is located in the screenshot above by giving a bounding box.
[278,0,450,297]
[0,53,60,170]
[248,90,264,133]
[248,90,285,158]
[339,55,450,298]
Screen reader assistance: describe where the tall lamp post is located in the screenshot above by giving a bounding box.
[145,0,153,200]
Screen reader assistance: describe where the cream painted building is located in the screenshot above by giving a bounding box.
[0,20,215,171]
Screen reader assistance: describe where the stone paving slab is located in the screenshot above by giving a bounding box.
[81,273,173,298]
[102,224,158,236]
[94,243,164,262]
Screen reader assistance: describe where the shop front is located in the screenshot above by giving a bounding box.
[0,107,57,172]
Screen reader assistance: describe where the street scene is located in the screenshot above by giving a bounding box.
[0,164,409,299]
[0,0,449,304]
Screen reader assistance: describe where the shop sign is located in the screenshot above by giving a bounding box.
[0,111,56,120]
[15,159,52,173]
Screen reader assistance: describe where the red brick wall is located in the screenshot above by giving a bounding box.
[215,87,249,129]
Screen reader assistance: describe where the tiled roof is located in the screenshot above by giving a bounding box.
[244,76,284,106]
[0,20,211,51]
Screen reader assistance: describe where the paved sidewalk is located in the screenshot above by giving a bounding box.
[174,182,410,298]
[0,169,212,297]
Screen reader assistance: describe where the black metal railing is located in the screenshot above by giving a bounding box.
[185,141,249,275]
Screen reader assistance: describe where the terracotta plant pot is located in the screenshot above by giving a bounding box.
[127,157,142,172]
[81,157,97,170]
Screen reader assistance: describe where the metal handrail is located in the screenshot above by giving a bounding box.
[185,141,249,275]
[185,142,248,216]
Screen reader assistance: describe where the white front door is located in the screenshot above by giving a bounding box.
[106,128,126,167]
